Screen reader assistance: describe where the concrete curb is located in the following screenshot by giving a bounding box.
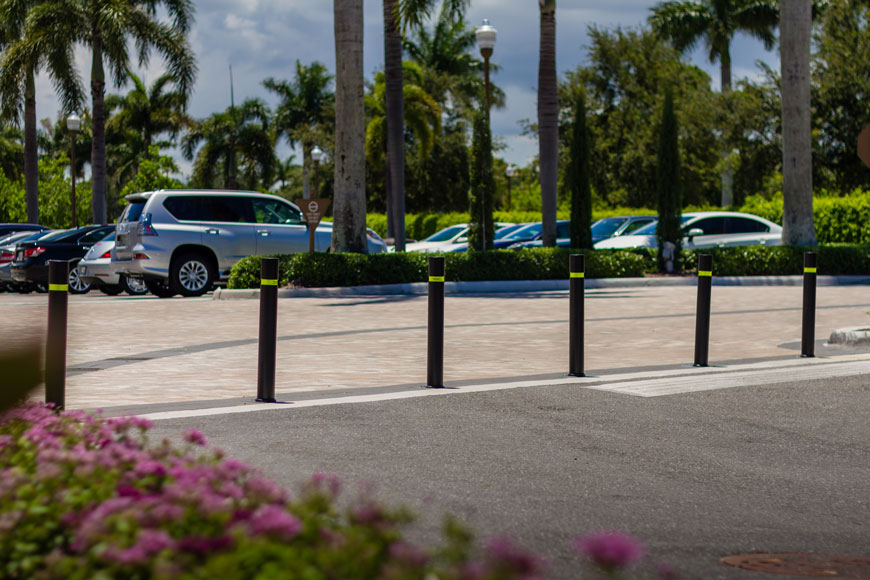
[828,326,870,347]
[213,275,870,299]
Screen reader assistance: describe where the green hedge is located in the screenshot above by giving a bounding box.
[228,245,870,289]
[228,248,652,289]
[681,245,870,276]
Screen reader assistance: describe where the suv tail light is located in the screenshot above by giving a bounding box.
[0,250,13,264]
[138,213,158,236]
[100,251,112,259]
[24,247,46,258]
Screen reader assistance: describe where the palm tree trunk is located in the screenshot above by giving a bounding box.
[302,142,311,198]
[538,0,558,247]
[384,0,406,251]
[781,0,816,245]
[720,47,732,92]
[91,29,108,225]
[24,66,39,224]
[332,0,367,253]
[719,45,735,207]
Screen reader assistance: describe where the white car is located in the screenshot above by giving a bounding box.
[401,222,514,253]
[593,212,783,250]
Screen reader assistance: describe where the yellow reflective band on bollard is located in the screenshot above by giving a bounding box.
[698,270,712,277]
[49,284,68,292]
[804,267,817,274]
[570,272,585,278]
[428,276,445,283]
[260,279,278,286]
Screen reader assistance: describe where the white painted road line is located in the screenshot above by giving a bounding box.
[588,359,870,397]
[137,354,870,421]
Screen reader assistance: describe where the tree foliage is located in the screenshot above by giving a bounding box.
[656,87,683,272]
[468,110,495,251]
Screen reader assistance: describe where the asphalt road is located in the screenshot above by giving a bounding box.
[148,370,870,579]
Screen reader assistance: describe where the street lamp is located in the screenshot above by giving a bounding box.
[475,19,497,116]
[310,145,323,199]
[505,165,517,211]
[66,113,81,228]
[475,19,496,250]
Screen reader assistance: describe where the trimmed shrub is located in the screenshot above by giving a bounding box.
[228,249,653,289]
[681,245,870,276]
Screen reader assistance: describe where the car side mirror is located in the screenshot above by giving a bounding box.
[687,228,704,239]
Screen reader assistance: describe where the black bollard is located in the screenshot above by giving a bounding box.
[256,257,279,402]
[569,254,585,377]
[801,252,817,358]
[426,256,445,388]
[45,260,69,410]
[693,254,713,367]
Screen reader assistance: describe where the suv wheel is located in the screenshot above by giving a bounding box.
[121,275,148,296]
[144,278,176,298]
[170,253,215,297]
[68,265,91,294]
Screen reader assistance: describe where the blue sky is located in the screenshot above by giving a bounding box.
[33,0,780,178]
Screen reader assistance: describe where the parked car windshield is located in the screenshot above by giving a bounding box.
[503,223,542,240]
[494,224,525,239]
[591,218,628,237]
[632,216,692,236]
[423,225,467,242]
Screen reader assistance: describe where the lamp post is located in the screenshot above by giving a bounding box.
[505,164,517,211]
[66,114,81,228]
[310,145,323,199]
[475,19,497,250]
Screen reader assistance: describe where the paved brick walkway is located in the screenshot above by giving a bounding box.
[2,283,868,409]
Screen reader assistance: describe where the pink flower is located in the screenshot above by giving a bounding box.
[575,531,645,571]
[310,472,342,497]
[248,505,302,541]
[183,429,207,446]
[485,537,544,577]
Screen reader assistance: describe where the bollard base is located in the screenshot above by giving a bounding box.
[255,397,277,403]
[692,363,708,367]
[800,354,814,358]
[569,372,586,378]
[425,385,445,389]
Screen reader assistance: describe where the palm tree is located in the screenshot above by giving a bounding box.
[181,99,275,191]
[106,69,191,162]
[263,61,333,199]
[780,0,816,245]
[649,0,779,93]
[9,0,196,225]
[332,0,367,253]
[383,0,467,251]
[538,0,558,247]
[0,0,82,224]
[365,61,441,223]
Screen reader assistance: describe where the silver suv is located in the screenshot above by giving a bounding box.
[112,190,386,297]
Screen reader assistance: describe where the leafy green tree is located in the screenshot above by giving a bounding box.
[468,109,495,251]
[0,124,23,180]
[405,128,470,213]
[365,61,440,225]
[656,87,682,273]
[0,0,82,224]
[181,99,275,191]
[5,0,196,225]
[812,0,870,193]
[567,92,592,249]
[119,146,182,198]
[0,154,90,227]
[263,61,334,199]
[565,26,720,208]
[539,0,558,247]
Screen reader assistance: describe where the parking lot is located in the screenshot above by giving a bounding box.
[2,283,869,410]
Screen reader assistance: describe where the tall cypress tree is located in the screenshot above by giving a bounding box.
[568,92,593,249]
[468,110,494,251]
[656,87,682,273]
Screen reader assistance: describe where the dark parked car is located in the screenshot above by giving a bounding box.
[0,223,49,238]
[10,225,115,293]
[0,230,59,292]
[590,216,657,244]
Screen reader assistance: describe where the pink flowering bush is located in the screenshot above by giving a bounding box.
[0,403,546,580]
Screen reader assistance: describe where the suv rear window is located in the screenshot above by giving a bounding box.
[163,196,201,221]
[119,202,146,223]
[163,195,252,223]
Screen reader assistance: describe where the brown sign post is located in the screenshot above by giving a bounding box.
[858,124,870,168]
[295,198,331,253]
